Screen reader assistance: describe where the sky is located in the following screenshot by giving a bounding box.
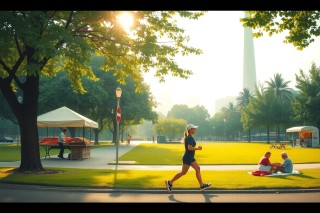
[143,11,320,117]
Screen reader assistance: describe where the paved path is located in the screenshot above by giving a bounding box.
[1,141,320,171]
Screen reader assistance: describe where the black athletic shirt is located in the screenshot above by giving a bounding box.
[184,135,196,158]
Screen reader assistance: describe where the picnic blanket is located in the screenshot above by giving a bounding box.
[248,169,301,176]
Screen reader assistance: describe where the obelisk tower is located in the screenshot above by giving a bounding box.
[243,12,257,92]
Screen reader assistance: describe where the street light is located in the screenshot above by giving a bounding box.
[115,87,122,166]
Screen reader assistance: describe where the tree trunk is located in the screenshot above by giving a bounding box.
[248,129,251,142]
[19,114,44,172]
[1,73,44,172]
[18,74,44,172]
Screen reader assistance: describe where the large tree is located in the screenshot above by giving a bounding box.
[293,63,320,128]
[154,117,187,142]
[39,55,158,144]
[222,102,242,141]
[0,11,205,173]
[236,87,254,109]
[265,73,293,101]
[237,88,254,141]
[167,104,210,137]
[242,83,276,143]
[241,11,320,50]
[265,73,294,140]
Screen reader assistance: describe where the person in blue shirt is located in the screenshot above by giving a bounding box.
[273,152,293,173]
[165,124,211,192]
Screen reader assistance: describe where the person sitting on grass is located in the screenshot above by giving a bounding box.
[272,152,293,173]
[258,151,278,173]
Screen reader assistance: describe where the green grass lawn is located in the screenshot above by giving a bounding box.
[0,141,320,189]
[0,141,113,162]
[118,142,320,165]
[0,167,319,190]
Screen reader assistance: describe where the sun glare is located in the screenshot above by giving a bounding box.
[118,12,133,33]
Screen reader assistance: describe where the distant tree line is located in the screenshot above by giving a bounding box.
[152,63,320,143]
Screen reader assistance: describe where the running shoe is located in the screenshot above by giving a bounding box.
[200,183,212,191]
[165,180,172,192]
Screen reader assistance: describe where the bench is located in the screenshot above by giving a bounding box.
[270,142,287,149]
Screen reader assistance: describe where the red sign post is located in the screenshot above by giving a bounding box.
[116,106,121,123]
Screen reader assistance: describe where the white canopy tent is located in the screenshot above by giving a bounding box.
[37,106,98,128]
[286,126,319,147]
[37,106,98,159]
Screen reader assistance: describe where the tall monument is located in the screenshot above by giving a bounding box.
[243,12,257,92]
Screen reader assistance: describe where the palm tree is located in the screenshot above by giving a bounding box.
[265,73,294,140]
[265,73,293,100]
[254,83,277,143]
[236,88,254,109]
[222,102,241,141]
[237,88,254,141]
[222,102,240,119]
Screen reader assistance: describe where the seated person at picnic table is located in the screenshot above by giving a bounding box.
[272,152,293,173]
[258,151,278,173]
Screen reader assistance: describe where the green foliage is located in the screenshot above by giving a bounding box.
[265,73,295,138]
[0,10,206,106]
[241,83,276,141]
[167,104,190,119]
[38,55,158,138]
[265,73,293,101]
[154,117,187,141]
[240,73,295,142]
[293,63,320,127]
[167,104,211,136]
[0,11,206,172]
[241,11,320,50]
[237,88,254,110]
[222,102,242,139]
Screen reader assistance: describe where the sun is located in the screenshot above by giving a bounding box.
[118,12,133,33]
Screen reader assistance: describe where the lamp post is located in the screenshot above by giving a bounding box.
[115,87,122,166]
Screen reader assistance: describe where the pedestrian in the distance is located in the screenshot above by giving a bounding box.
[165,124,211,192]
[126,134,132,146]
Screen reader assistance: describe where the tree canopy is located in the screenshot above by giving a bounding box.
[241,11,320,50]
[39,56,158,143]
[294,63,320,127]
[0,11,206,173]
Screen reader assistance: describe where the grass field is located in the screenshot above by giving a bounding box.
[118,142,320,165]
[0,142,319,189]
[0,141,113,162]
